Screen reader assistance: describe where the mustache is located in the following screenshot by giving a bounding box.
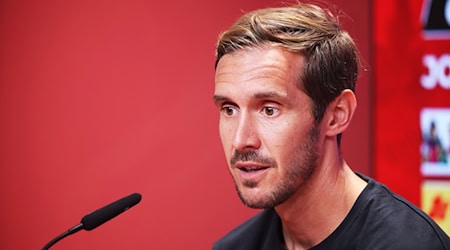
[230,150,275,165]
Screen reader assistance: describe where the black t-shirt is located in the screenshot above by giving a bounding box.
[212,174,450,250]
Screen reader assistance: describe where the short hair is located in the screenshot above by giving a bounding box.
[215,3,360,131]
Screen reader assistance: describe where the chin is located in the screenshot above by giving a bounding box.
[237,187,276,209]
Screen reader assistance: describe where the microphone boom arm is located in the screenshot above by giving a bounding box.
[42,223,83,250]
[42,193,141,250]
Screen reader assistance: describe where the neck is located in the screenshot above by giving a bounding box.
[275,143,367,250]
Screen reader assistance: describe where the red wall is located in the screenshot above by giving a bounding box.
[373,0,450,233]
[0,1,370,249]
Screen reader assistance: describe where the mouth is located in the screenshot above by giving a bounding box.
[237,164,269,172]
[234,162,270,183]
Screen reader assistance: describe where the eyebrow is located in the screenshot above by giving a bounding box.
[254,91,284,99]
[213,91,285,104]
[213,95,227,104]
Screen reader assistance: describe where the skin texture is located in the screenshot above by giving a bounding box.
[214,45,319,209]
[214,44,367,249]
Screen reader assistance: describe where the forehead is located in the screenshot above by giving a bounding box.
[214,45,304,97]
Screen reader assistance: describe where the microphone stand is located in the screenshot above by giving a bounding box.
[42,223,83,250]
[41,193,141,249]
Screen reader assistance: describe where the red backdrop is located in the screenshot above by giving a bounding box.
[0,0,370,249]
[373,0,450,233]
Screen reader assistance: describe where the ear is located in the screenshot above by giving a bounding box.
[323,89,357,137]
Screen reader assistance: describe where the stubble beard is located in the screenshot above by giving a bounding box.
[234,125,320,209]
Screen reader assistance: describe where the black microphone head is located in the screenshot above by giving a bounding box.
[81,193,141,231]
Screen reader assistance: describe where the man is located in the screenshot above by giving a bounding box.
[212,3,450,250]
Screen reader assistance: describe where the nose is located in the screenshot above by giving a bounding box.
[231,112,261,151]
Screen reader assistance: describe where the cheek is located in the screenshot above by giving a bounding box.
[262,121,308,157]
[218,118,228,140]
[219,119,233,151]
[263,119,302,143]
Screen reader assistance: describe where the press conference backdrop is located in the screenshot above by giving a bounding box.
[0,0,370,249]
[373,0,450,234]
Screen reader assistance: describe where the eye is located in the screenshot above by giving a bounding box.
[221,105,238,116]
[262,106,279,117]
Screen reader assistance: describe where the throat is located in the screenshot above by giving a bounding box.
[276,167,367,249]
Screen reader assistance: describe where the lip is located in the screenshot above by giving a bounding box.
[234,162,270,183]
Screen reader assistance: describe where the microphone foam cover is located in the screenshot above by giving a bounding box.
[81,193,142,231]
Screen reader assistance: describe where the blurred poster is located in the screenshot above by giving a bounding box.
[422,181,450,233]
[420,108,450,176]
[374,0,450,234]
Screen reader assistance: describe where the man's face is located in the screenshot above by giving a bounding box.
[214,45,320,208]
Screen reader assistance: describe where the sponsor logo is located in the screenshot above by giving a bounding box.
[422,181,450,234]
[421,54,450,89]
[422,0,450,39]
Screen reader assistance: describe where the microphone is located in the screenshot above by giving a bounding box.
[42,193,142,250]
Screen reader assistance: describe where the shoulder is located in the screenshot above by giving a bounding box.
[354,173,450,249]
[212,208,284,250]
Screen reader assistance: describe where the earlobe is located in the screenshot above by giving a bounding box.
[325,89,357,136]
